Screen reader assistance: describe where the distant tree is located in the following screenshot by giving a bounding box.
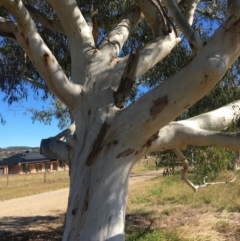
[1,0,240,240]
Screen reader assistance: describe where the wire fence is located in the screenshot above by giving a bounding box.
[0,170,69,187]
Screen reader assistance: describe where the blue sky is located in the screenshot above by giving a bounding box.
[0,91,60,148]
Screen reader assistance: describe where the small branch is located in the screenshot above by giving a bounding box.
[148,0,170,35]
[24,4,65,34]
[48,0,95,49]
[99,5,141,56]
[136,0,164,37]
[54,122,76,141]
[184,0,200,25]
[84,6,99,45]
[0,16,17,41]
[173,148,239,192]
[134,32,181,77]
[22,76,49,91]
[162,0,203,54]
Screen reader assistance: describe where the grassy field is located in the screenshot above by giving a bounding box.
[126,172,240,241]
[1,167,240,240]
[0,171,69,201]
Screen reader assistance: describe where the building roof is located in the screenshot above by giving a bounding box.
[0,152,57,166]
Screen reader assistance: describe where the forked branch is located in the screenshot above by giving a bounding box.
[1,0,82,110]
[162,0,203,53]
[99,5,141,56]
[173,148,239,192]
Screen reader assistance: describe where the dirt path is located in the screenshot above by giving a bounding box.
[0,170,162,218]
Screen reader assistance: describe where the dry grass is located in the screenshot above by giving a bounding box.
[0,171,69,201]
[126,172,240,241]
[1,167,240,240]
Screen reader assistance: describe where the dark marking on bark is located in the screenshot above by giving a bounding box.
[72,208,76,215]
[73,134,78,141]
[144,131,159,148]
[190,42,194,49]
[88,109,91,116]
[114,49,141,108]
[113,140,118,145]
[117,149,135,158]
[81,187,89,216]
[43,53,50,66]
[226,14,234,24]
[135,151,139,155]
[184,104,190,109]
[26,38,29,45]
[93,81,96,91]
[150,96,168,116]
[85,122,110,166]
[203,40,207,46]
[107,216,112,235]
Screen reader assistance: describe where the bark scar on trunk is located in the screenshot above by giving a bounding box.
[116,148,135,158]
[114,49,141,108]
[144,131,159,147]
[85,122,110,166]
[150,95,168,116]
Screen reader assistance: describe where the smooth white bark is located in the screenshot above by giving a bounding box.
[147,100,240,153]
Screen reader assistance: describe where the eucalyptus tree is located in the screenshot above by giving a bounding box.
[1,0,240,240]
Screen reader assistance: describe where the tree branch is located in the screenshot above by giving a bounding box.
[24,4,65,34]
[112,13,240,152]
[40,138,70,165]
[99,5,141,57]
[134,32,181,77]
[136,0,166,37]
[48,0,94,85]
[173,148,239,192]
[184,0,200,25]
[0,17,17,41]
[1,0,82,110]
[162,0,203,53]
[23,76,49,91]
[48,0,95,49]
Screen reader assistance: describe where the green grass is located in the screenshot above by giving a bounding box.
[127,172,240,240]
[128,173,240,210]
[126,229,189,241]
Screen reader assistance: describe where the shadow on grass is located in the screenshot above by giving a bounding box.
[0,212,155,241]
[0,214,65,241]
[125,212,155,240]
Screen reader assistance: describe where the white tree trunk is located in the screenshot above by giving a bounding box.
[63,152,135,240]
[2,0,240,240]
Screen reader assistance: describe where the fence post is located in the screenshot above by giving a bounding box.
[7,173,9,187]
[44,171,47,182]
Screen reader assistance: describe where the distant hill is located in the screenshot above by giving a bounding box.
[0,146,40,159]
[0,146,39,151]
